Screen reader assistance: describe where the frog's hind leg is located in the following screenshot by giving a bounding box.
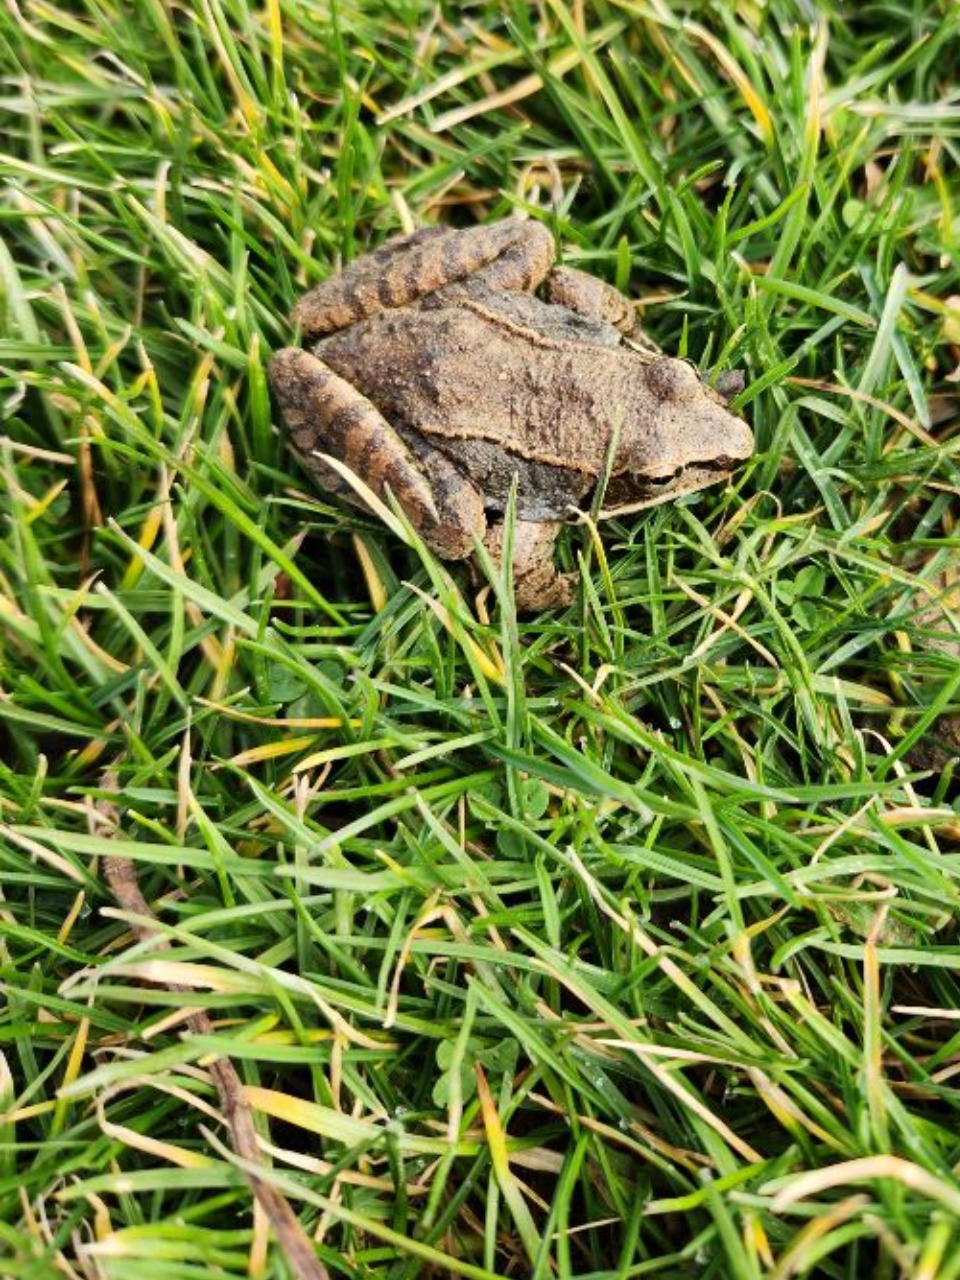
[291,226,451,336]
[270,347,485,560]
[270,346,437,522]
[291,221,555,336]
[447,219,555,294]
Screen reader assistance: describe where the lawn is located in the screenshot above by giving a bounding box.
[2,1,960,1277]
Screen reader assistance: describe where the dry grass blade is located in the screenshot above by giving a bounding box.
[95,772,331,1280]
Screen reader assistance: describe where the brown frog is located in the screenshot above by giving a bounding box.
[269,219,753,609]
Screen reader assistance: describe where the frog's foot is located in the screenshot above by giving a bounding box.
[270,348,486,560]
[482,519,574,611]
[291,220,555,336]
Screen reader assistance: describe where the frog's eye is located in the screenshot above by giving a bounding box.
[646,467,683,487]
[646,358,701,402]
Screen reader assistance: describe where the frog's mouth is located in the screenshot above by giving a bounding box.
[597,459,736,517]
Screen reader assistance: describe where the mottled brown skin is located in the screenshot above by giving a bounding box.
[270,220,753,609]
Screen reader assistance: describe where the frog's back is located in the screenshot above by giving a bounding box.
[317,298,632,481]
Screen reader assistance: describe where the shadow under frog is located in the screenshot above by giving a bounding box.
[269,220,753,609]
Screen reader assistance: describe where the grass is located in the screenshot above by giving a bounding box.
[2,0,960,1275]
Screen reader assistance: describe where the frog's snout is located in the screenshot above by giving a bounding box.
[716,411,755,462]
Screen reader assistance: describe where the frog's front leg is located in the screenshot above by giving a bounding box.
[482,519,574,611]
[543,264,654,345]
[269,348,485,559]
[291,220,556,336]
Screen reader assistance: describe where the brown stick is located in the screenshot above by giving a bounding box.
[95,774,330,1280]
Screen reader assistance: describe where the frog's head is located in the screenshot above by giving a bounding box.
[602,357,754,515]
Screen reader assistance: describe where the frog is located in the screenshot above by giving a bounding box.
[269,219,753,609]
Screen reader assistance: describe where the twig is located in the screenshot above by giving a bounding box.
[95,772,330,1280]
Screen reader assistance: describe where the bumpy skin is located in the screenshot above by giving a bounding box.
[270,220,753,610]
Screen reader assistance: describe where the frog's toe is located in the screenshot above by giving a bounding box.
[513,567,575,611]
